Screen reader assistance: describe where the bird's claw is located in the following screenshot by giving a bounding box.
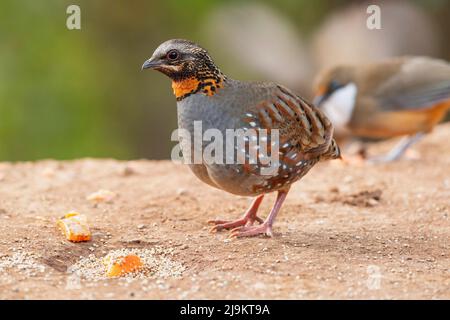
[228,224,273,238]
[208,216,263,233]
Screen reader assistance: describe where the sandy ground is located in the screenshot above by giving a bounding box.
[0,124,449,300]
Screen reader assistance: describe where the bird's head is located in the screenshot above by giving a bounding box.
[142,39,226,100]
[313,66,356,107]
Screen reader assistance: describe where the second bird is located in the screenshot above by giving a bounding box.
[313,56,450,162]
[142,39,340,238]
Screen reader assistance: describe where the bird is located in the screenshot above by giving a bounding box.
[313,56,450,162]
[142,39,340,238]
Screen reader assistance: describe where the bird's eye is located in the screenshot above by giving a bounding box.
[329,80,341,91]
[167,50,179,61]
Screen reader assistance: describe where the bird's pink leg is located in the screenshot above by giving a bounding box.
[208,195,264,233]
[230,188,289,238]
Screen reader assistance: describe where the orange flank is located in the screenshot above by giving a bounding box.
[425,100,450,128]
[103,254,143,277]
[351,99,450,138]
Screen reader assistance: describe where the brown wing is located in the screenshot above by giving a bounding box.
[378,80,450,111]
[239,84,336,193]
[255,84,334,159]
[375,57,450,111]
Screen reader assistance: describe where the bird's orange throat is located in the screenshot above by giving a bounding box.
[172,78,200,99]
[172,77,225,101]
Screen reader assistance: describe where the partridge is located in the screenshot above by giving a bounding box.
[313,56,450,162]
[142,39,340,238]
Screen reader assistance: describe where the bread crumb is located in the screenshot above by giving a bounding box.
[57,212,91,242]
[86,189,117,204]
[68,247,184,281]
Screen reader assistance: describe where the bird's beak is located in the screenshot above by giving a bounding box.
[141,57,161,70]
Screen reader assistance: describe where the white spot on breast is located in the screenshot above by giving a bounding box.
[321,83,357,130]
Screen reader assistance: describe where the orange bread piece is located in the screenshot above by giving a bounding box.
[103,254,143,277]
[57,212,91,242]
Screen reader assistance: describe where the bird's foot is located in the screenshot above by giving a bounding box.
[229,223,273,238]
[208,215,264,233]
[368,132,425,164]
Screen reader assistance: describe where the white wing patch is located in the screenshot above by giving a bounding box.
[321,83,357,130]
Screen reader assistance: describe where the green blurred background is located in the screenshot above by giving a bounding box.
[1,0,449,161]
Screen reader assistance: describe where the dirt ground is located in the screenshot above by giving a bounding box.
[0,124,449,300]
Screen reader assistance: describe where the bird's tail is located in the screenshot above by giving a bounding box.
[320,139,341,161]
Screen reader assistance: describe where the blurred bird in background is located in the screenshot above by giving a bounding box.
[313,56,450,162]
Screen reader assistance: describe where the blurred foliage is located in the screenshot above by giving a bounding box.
[0,0,449,161]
